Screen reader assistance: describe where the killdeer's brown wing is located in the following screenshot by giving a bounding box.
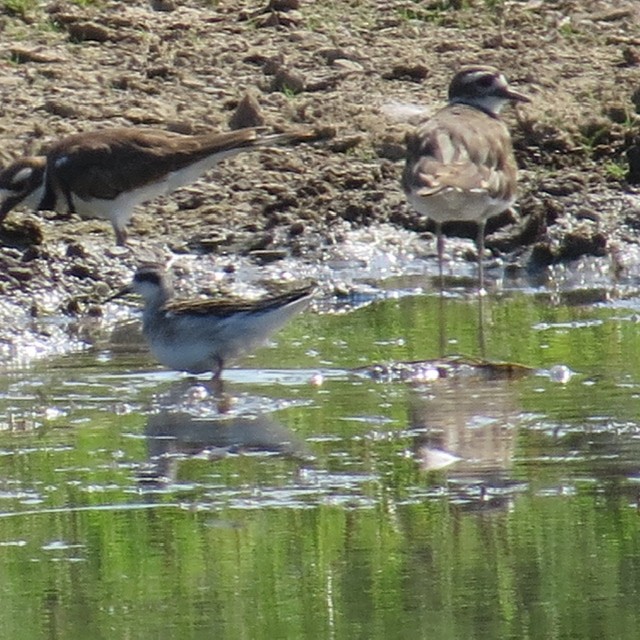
[163,283,316,319]
[46,127,266,201]
[403,105,517,202]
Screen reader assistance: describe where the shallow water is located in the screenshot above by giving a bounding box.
[2,266,640,639]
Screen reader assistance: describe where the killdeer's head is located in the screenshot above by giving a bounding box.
[448,66,530,116]
[0,156,47,221]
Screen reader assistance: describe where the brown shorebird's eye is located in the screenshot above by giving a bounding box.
[477,76,493,88]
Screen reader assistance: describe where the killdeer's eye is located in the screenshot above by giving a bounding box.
[477,76,494,88]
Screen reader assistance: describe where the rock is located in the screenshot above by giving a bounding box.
[123,108,166,124]
[66,243,89,258]
[288,222,304,236]
[529,243,556,268]
[0,219,44,247]
[382,64,429,82]
[249,249,287,264]
[20,246,42,262]
[559,229,607,260]
[150,0,176,11]
[10,47,65,63]
[332,59,364,73]
[228,93,265,129]
[374,135,406,161]
[105,246,130,259]
[328,134,364,153]
[7,266,33,283]
[603,102,630,124]
[627,145,640,184]
[538,174,586,196]
[43,99,83,118]
[622,206,640,229]
[268,0,300,10]
[165,120,196,135]
[270,67,305,94]
[146,65,173,79]
[253,10,302,28]
[317,48,359,64]
[622,46,640,67]
[244,51,284,74]
[66,22,111,43]
[574,208,600,223]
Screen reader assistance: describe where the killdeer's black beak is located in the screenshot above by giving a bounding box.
[104,284,133,304]
[504,87,531,103]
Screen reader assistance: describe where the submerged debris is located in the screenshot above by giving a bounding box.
[351,355,534,384]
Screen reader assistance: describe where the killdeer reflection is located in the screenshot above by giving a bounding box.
[0,126,316,246]
[108,263,314,381]
[402,65,530,291]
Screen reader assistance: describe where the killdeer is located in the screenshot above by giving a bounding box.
[0,126,316,246]
[402,65,530,291]
[108,263,314,380]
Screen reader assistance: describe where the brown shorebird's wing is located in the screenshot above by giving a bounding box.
[44,127,271,201]
[45,125,321,203]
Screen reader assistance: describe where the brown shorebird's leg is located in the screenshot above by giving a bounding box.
[114,224,127,247]
[211,359,223,383]
[207,358,226,401]
[434,222,446,357]
[438,285,447,357]
[435,222,444,292]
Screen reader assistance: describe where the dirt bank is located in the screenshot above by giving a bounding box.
[0,0,638,364]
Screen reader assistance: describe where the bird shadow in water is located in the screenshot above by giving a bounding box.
[137,379,313,487]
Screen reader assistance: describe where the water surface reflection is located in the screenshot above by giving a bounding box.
[1,290,640,638]
[143,409,312,483]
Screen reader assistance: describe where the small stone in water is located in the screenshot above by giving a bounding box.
[309,372,324,387]
[187,385,210,401]
[549,364,573,384]
[408,365,440,383]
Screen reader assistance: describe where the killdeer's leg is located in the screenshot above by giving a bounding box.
[476,219,487,295]
[476,220,488,356]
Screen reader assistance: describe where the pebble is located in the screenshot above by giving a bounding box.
[66,22,111,43]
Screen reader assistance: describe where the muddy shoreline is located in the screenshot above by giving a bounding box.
[0,0,638,365]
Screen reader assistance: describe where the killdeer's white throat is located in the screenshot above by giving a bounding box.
[109,263,314,380]
[402,65,530,291]
[0,126,317,246]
